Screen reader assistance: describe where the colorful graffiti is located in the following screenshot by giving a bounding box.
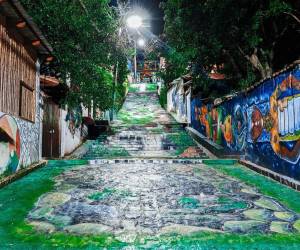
[193,105,224,145]
[0,114,21,175]
[232,105,247,150]
[269,74,300,164]
[168,83,189,122]
[191,64,300,180]
[66,107,82,137]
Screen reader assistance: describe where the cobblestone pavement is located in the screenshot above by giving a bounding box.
[28,161,300,241]
[25,91,300,246]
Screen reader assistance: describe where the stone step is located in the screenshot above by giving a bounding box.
[88,158,206,165]
[105,142,197,147]
[83,153,209,160]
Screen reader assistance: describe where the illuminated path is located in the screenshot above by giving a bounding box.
[1,89,300,249]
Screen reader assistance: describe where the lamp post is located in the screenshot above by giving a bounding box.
[134,40,137,84]
[126,15,143,84]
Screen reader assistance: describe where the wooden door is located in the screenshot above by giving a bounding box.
[42,98,60,158]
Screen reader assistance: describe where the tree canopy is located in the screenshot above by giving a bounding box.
[20,0,128,111]
[162,0,300,97]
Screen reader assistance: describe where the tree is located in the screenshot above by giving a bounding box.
[20,0,128,111]
[159,49,189,87]
[162,0,300,96]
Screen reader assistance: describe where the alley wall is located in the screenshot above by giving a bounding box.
[191,63,300,181]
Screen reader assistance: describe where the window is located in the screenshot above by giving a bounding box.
[19,81,35,122]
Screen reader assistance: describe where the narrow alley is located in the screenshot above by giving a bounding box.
[1,89,300,249]
[84,91,207,160]
[1,0,300,249]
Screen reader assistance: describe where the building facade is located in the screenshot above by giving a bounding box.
[0,0,52,176]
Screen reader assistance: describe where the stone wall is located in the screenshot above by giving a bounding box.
[191,63,300,181]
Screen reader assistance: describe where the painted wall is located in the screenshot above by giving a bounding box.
[167,80,190,123]
[191,64,300,180]
[60,108,87,156]
[0,62,41,176]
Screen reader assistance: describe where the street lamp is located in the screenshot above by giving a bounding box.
[126,15,143,29]
[126,15,143,83]
[126,14,143,84]
[137,38,145,47]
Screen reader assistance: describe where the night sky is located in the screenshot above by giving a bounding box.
[135,0,164,35]
[111,0,164,35]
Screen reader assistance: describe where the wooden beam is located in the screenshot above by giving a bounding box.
[31,40,41,46]
[46,56,54,62]
[16,21,26,29]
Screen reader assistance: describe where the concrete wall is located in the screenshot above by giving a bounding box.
[191,63,300,181]
[0,62,41,176]
[60,109,83,157]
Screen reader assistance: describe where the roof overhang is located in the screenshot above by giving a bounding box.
[40,75,60,87]
[0,0,53,58]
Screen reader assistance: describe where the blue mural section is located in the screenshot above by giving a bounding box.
[191,64,300,180]
[168,83,189,123]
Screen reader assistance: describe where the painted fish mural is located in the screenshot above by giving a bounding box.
[0,114,21,175]
[191,64,300,180]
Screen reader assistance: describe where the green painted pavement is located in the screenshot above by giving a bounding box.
[0,161,300,249]
[1,89,300,249]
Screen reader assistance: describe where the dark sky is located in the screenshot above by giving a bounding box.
[136,0,164,35]
[111,0,164,35]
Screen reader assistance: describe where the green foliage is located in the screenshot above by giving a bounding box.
[159,49,188,85]
[114,82,128,111]
[162,0,300,97]
[159,85,168,108]
[20,0,128,111]
[66,66,114,111]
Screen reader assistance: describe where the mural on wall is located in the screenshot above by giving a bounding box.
[191,64,300,180]
[269,74,300,164]
[66,107,82,137]
[0,114,21,175]
[168,83,189,122]
[233,105,247,150]
[193,104,224,145]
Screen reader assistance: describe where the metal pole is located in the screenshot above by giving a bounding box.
[134,40,137,84]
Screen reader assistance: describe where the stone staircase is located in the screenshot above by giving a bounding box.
[82,124,209,160]
[82,91,209,161]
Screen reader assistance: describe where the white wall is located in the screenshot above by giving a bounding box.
[60,109,82,157]
[167,80,191,124]
[186,89,191,124]
[167,86,175,112]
